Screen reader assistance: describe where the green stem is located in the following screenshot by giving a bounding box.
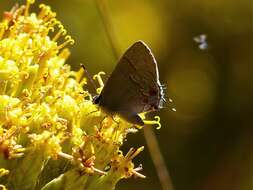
[94,0,121,60]
[41,169,88,190]
[143,127,175,190]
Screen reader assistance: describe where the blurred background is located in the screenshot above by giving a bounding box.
[1,0,252,190]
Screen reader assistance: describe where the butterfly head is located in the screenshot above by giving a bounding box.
[141,83,166,113]
[92,95,101,105]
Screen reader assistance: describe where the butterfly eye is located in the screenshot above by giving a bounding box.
[93,95,101,104]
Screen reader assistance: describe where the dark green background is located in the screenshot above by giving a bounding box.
[1,1,252,190]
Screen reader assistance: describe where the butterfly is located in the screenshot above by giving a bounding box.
[93,41,165,126]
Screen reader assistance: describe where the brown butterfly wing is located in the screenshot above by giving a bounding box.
[98,41,163,125]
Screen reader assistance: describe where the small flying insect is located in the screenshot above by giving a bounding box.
[194,34,208,50]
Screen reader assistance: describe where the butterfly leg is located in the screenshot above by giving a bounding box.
[85,109,100,116]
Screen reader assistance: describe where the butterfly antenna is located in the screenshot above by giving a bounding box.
[80,64,98,95]
[94,0,120,60]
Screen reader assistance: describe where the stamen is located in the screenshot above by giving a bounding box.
[131,169,146,178]
[79,78,87,87]
[126,146,144,161]
[9,20,18,38]
[91,166,107,175]
[25,0,35,17]
[59,48,71,60]
[0,184,7,190]
[0,168,9,177]
[38,4,50,19]
[11,146,26,158]
[52,22,66,41]
[0,22,8,39]
[5,126,18,139]
[93,72,105,94]
[134,164,143,172]
[58,151,73,160]
[57,35,74,50]
[0,81,7,94]
[9,3,19,16]
[42,11,56,23]
[41,26,54,37]
[42,19,56,36]
[13,5,26,20]
[45,18,57,30]
[125,147,135,159]
[125,128,138,134]
[144,116,161,129]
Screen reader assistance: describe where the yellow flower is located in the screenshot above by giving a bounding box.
[0,1,157,190]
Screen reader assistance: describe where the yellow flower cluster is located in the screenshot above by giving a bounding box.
[0,1,154,190]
